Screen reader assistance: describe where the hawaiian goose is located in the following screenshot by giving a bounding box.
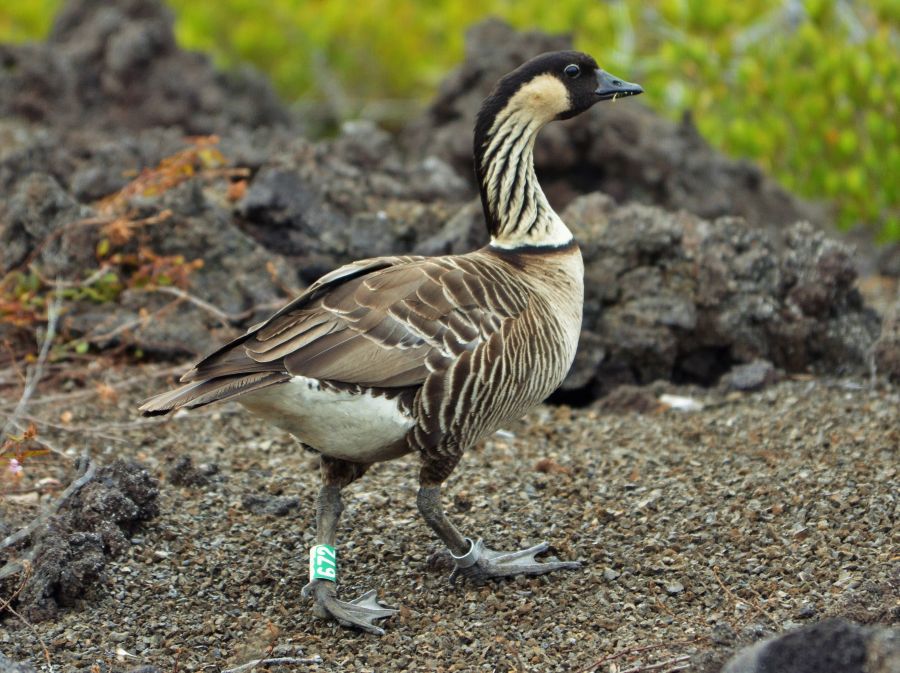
[141,51,642,634]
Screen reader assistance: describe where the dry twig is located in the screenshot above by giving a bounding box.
[221,655,324,673]
[619,654,691,673]
[710,565,778,626]
[85,297,182,346]
[0,364,186,409]
[144,286,280,327]
[3,603,54,673]
[2,295,61,439]
[649,580,677,619]
[0,559,30,613]
[580,638,701,673]
[33,265,113,290]
[7,412,129,443]
[18,211,173,272]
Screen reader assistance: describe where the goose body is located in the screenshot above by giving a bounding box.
[141,50,642,634]
[242,246,585,462]
[151,248,583,463]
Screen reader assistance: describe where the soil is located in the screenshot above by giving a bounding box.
[1,365,897,672]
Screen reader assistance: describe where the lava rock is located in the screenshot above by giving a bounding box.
[722,618,899,673]
[168,455,220,487]
[7,460,159,622]
[594,384,661,414]
[0,172,92,274]
[565,198,881,393]
[241,494,302,517]
[414,200,488,257]
[720,360,780,392]
[558,330,607,392]
[873,299,900,382]
[876,243,900,277]
[0,0,288,133]
[0,118,299,358]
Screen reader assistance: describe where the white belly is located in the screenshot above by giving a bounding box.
[238,376,415,463]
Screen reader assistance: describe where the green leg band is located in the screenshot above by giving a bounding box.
[310,544,337,582]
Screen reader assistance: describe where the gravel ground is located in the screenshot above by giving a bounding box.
[1,365,897,672]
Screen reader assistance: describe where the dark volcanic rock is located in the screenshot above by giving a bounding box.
[413,200,488,257]
[237,120,468,279]
[405,19,825,231]
[876,243,900,277]
[720,360,780,392]
[0,5,886,392]
[594,384,660,414]
[0,0,288,133]
[241,494,302,517]
[0,125,297,357]
[722,618,899,673]
[4,460,159,622]
[0,123,187,203]
[873,299,900,382]
[0,172,92,274]
[167,455,220,487]
[563,194,880,394]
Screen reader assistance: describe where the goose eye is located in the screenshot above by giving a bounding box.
[564,64,580,78]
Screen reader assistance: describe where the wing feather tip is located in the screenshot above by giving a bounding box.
[140,406,172,417]
[178,366,202,383]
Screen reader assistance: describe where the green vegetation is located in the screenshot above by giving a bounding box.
[0,138,218,355]
[1,0,897,240]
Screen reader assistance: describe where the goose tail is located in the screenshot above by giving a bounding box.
[139,371,290,416]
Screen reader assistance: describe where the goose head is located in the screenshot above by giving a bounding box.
[476,51,643,133]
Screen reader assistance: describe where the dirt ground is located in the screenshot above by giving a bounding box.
[0,364,896,672]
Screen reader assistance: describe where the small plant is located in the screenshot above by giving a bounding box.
[95,135,227,216]
[0,424,47,487]
[0,137,233,365]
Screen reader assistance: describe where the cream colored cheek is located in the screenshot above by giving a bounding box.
[533,93,559,111]
[510,75,571,120]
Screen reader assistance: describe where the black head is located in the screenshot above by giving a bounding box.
[542,51,644,119]
[476,51,643,135]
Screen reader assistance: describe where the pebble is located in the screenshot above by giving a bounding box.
[721,360,778,391]
[665,581,685,595]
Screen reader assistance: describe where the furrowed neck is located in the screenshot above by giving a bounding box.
[474,97,573,249]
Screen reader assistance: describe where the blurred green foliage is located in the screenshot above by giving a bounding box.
[1,0,897,240]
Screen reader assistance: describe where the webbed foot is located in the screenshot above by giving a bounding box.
[302,580,397,635]
[446,538,581,585]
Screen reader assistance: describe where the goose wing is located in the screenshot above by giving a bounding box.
[181,253,526,389]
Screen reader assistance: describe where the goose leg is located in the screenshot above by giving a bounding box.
[417,482,581,586]
[301,458,396,635]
